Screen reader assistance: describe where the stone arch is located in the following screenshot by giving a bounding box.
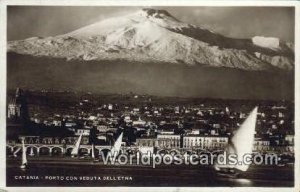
[199,150,212,155]
[89,148,100,157]
[97,147,110,151]
[184,150,193,155]
[39,146,50,155]
[6,146,13,155]
[198,150,206,155]
[65,147,74,156]
[79,148,89,155]
[157,149,169,155]
[26,146,38,156]
[99,148,111,158]
[169,149,181,156]
[125,148,135,155]
[193,148,203,155]
[212,150,224,155]
[66,147,74,151]
[51,147,63,156]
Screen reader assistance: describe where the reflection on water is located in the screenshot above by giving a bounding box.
[234,178,252,185]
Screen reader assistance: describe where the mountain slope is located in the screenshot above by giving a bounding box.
[7,8,294,71]
[7,52,294,100]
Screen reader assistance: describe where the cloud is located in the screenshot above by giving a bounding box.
[7,6,295,42]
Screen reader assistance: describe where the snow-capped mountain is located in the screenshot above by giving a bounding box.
[8,8,294,71]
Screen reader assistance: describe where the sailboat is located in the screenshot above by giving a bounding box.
[29,147,34,156]
[214,107,258,177]
[71,133,83,158]
[91,143,100,162]
[91,144,95,159]
[109,132,123,159]
[20,139,28,169]
[13,147,21,157]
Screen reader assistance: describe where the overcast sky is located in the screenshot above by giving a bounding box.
[7,6,295,42]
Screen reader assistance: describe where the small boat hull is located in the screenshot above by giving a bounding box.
[93,159,100,162]
[20,164,27,170]
[216,168,240,178]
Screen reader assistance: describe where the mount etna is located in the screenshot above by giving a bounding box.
[7,8,294,100]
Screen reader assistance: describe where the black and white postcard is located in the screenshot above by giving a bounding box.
[0,1,299,191]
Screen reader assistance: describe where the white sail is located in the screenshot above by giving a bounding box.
[225,107,230,114]
[139,146,154,154]
[215,107,258,172]
[13,147,21,157]
[91,144,95,159]
[110,132,123,157]
[21,139,27,167]
[71,133,83,156]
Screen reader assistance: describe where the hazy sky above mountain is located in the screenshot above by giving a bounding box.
[8,6,294,42]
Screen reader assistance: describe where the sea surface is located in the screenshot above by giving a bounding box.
[6,156,294,187]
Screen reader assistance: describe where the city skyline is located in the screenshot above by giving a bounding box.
[6,87,295,186]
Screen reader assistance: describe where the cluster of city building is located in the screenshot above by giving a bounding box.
[7,89,294,155]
